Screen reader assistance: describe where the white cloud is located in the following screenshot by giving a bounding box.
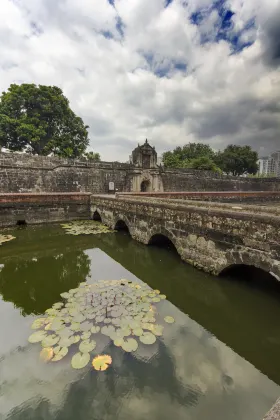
[0,0,279,161]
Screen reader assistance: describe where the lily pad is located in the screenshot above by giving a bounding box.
[72,335,81,344]
[164,316,175,324]
[122,338,138,352]
[70,322,81,331]
[101,325,115,336]
[81,331,91,340]
[132,327,143,337]
[91,326,101,334]
[92,355,112,371]
[40,347,54,362]
[139,332,156,345]
[59,336,74,347]
[79,339,96,353]
[28,330,47,343]
[42,335,60,348]
[113,338,124,347]
[71,352,90,369]
[52,347,68,361]
[60,292,71,299]
[31,318,47,330]
[0,234,16,245]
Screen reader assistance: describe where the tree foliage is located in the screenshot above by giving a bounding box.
[215,145,258,176]
[162,143,215,168]
[84,151,101,161]
[162,142,258,176]
[0,84,90,158]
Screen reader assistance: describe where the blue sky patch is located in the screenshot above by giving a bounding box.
[165,0,174,7]
[116,16,125,38]
[190,0,256,54]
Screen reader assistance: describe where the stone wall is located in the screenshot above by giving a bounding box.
[0,193,91,227]
[116,191,280,203]
[1,152,280,194]
[161,169,280,192]
[91,195,280,279]
[0,153,132,194]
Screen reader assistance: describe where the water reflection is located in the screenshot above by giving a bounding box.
[0,252,90,315]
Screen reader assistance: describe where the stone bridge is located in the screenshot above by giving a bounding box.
[91,195,280,279]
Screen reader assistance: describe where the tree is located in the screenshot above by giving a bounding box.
[84,151,101,161]
[189,156,222,173]
[0,83,89,157]
[162,142,215,168]
[215,145,258,176]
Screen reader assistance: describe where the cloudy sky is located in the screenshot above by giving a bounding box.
[1,0,279,161]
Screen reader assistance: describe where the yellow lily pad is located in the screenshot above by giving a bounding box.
[40,347,54,362]
[92,355,112,371]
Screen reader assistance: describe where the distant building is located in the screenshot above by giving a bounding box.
[258,151,280,176]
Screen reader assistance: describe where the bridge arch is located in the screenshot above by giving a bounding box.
[92,210,102,222]
[147,226,178,253]
[219,263,280,283]
[113,215,132,235]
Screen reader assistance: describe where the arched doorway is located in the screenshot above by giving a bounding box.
[140,180,151,192]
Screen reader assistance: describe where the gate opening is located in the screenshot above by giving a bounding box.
[141,180,151,192]
[16,220,27,226]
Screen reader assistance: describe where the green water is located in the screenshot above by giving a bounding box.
[0,224,279,420]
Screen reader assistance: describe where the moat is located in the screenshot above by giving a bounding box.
[0,224,280,420]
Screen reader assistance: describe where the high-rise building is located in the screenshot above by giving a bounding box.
[258,151,280,176]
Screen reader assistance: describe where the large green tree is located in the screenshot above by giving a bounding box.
[162,142,215,168]
[215,145,258,176]
[0,83,89,157]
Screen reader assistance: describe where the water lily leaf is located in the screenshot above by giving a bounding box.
[154,290,161,295]
[60,292,71,299]
[86,313,95,320]
[101,325,115,337]
[91,326,101,334]
[122,338,138,352]
[113,338,124,347]
[45,323,52,331]
[40,347,54,362]
[150,325,164,336]
[95,316,105,323]
[45,308,58,316]
[72,335,81,344]
[28,330,47,343]
[42,335,60,347]
[81,332,91,340]
[159,294,166,300]
[80,321,92,331]
[164,316,175,324]
[53,302,64,310]
[139,332,156,345]
[31,318,47,330]
[92,355,112,371]
[152,297,161,303]
[52,347,68,361]
[120,327,131,337]
[132,327,143,337]
[0,234,16,245]
[58,328,73,338]
[50,319,64,331]
[104,318,112,324]
[71,352,90,369]
[70,322,81,331]
[79,339,96,353]
[59,336,74,347]
[53,346,61,354]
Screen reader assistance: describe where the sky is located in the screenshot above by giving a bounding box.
[0,0,279,162]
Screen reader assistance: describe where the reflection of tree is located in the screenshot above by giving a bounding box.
[7,341,201,420]
[0,252,90,316]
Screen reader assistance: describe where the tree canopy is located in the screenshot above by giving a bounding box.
[215,145,258,176]
[0,84,90,158]
[162,142,258,176]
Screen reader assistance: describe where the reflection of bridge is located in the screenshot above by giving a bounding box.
[91,194,280,279]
